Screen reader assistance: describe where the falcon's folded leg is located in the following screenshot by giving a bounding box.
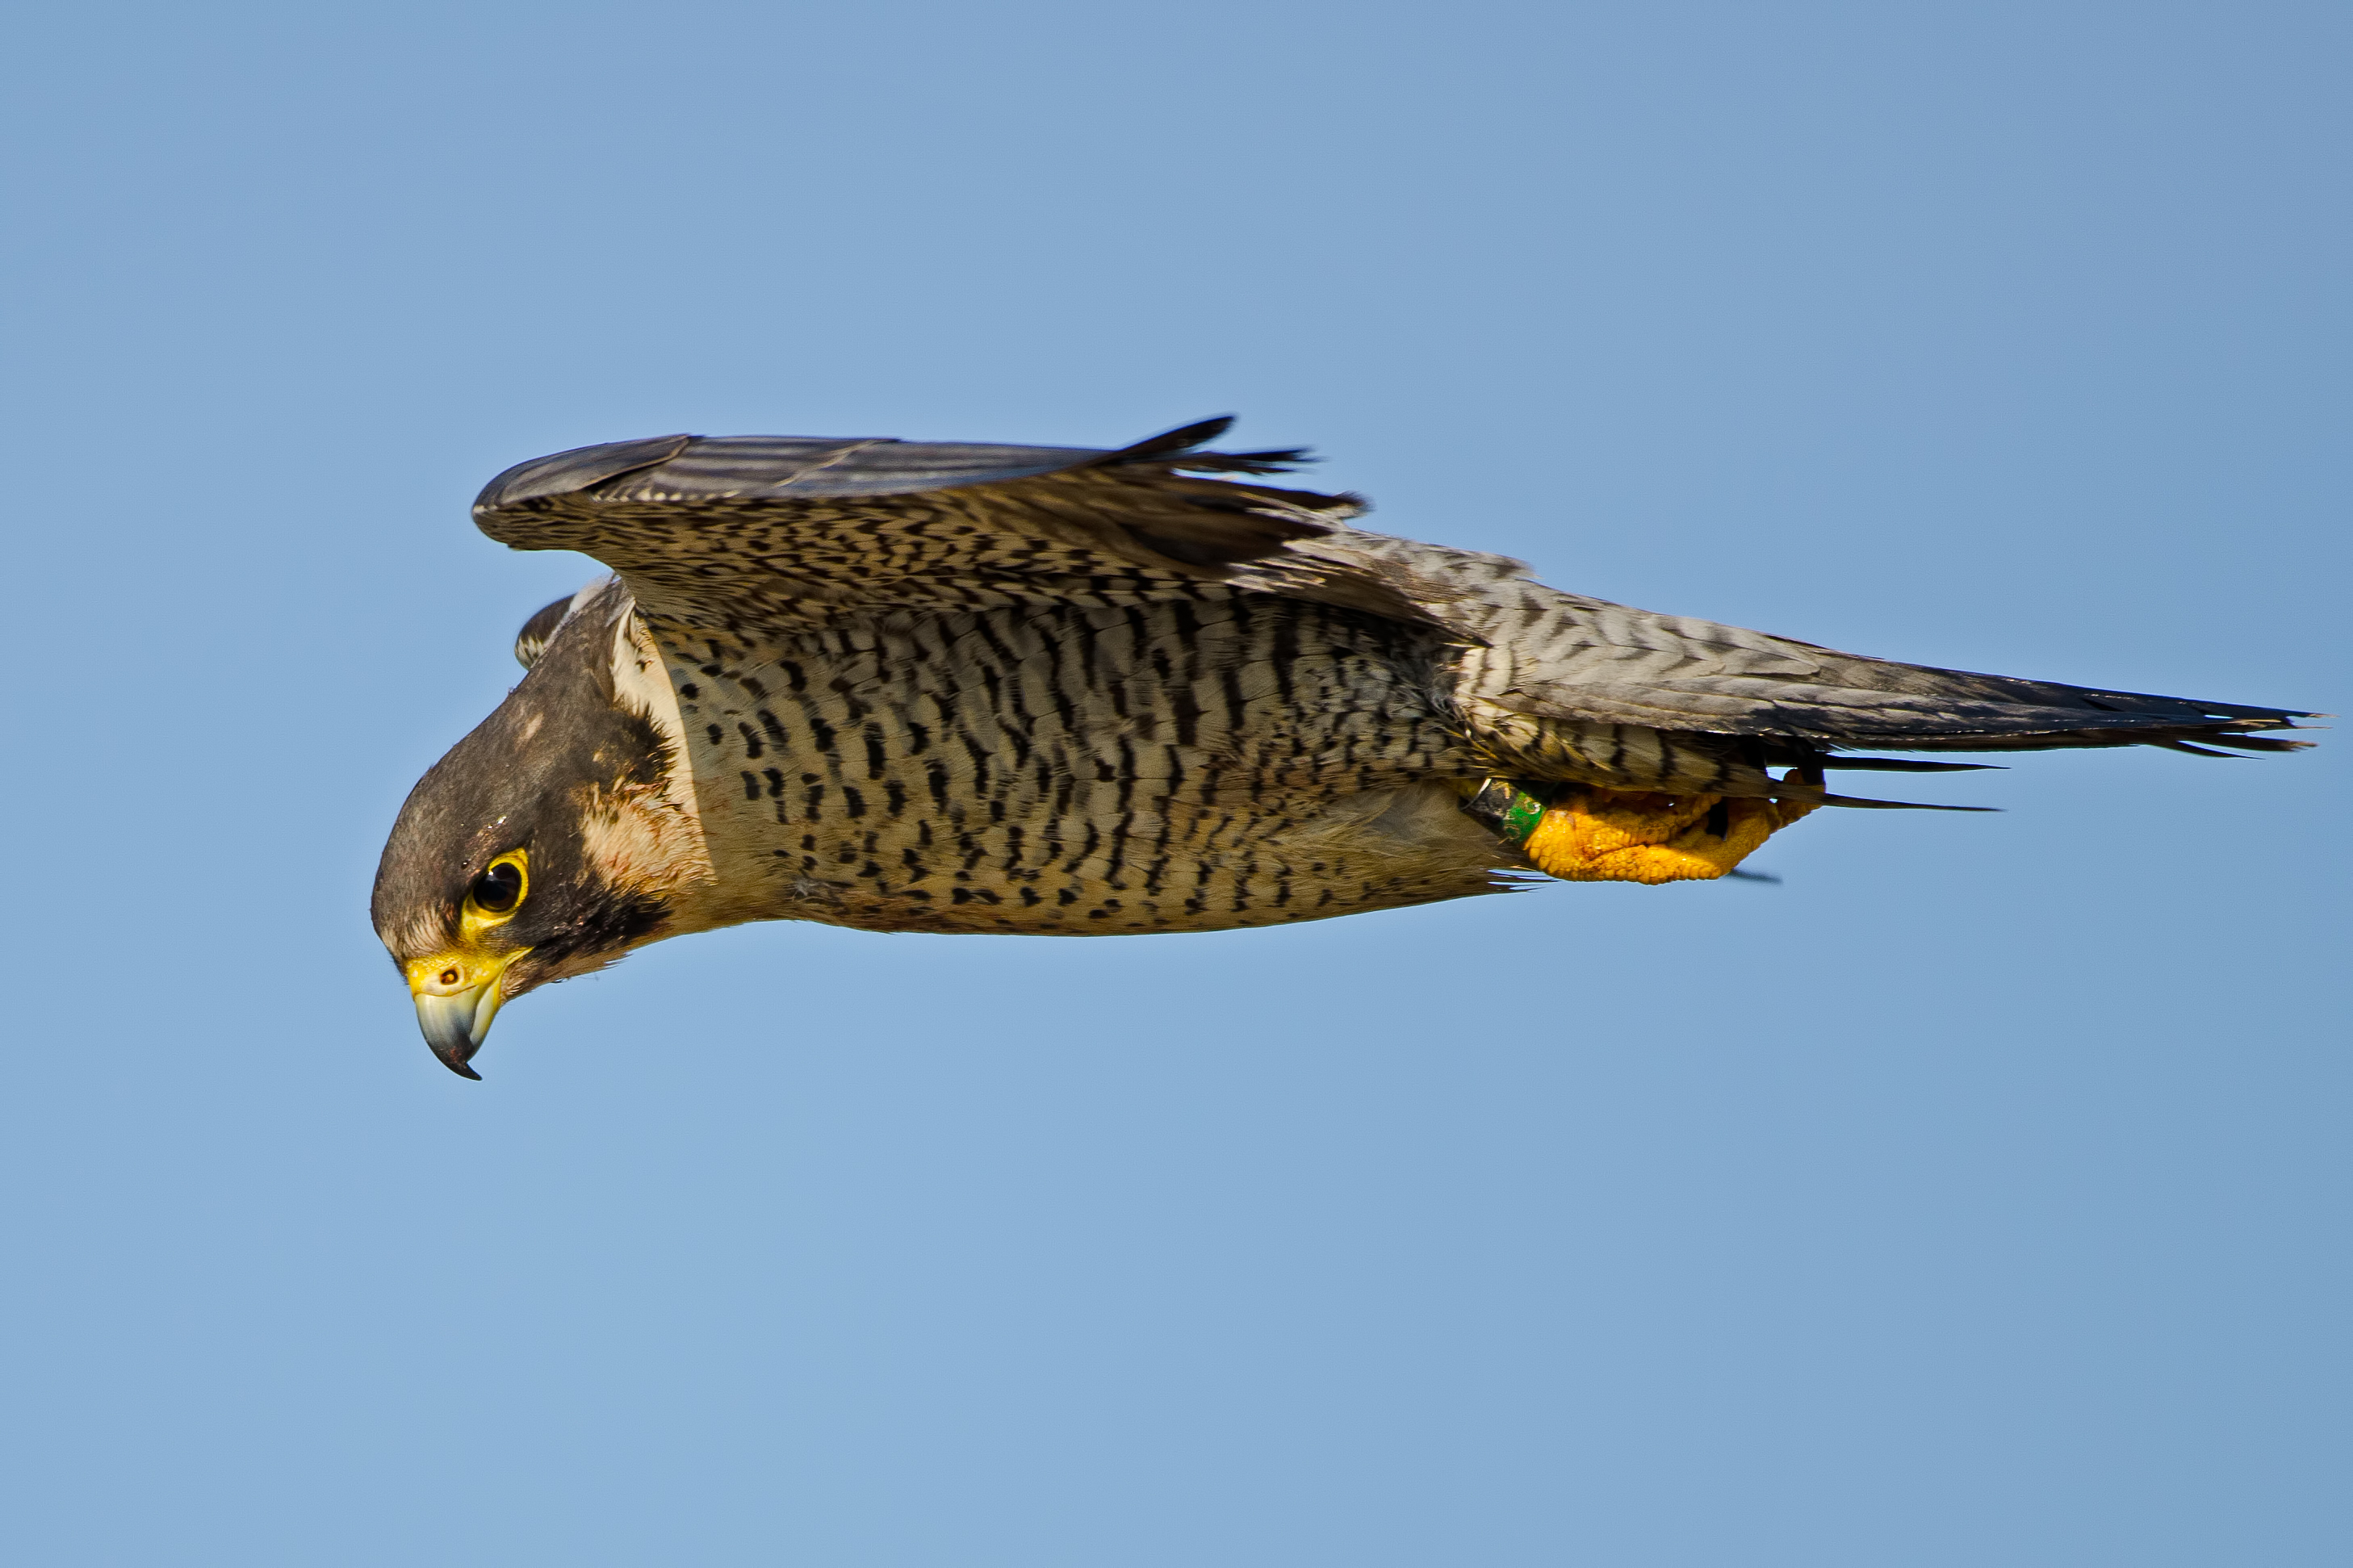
[1462,778,1821,884]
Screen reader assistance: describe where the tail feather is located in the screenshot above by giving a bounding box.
[1819,756,2003,773]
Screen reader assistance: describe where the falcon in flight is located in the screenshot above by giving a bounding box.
[374,419,2309,1077]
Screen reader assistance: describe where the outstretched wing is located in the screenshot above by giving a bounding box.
[473,417,2309,767]
[1297,529,2311,759]
[472,417,1425,641]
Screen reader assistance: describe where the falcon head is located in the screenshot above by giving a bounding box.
[371,579,712,1078]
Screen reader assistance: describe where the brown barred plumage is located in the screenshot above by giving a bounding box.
[665,590,1498,937]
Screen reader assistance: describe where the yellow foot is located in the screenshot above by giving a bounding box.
[1468,781,1819,884]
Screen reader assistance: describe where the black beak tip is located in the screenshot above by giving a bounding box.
[416,993,494,1081]
[432,1047,484,1081]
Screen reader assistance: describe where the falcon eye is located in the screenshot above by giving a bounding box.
[468,856,527,916]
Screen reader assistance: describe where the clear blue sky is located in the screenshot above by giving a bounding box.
[2,2,2346,1562]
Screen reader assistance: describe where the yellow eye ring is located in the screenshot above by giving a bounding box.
[463,849,530,933]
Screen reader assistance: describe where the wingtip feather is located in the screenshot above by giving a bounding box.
[1112,417,1237,462]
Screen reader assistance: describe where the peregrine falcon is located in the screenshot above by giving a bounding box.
[373,419,2309,1077]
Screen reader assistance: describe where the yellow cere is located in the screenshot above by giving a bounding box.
[404,850,532,998]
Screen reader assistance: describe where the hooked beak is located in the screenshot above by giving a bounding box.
[413,987,501,1079]
[406,955,518,1080]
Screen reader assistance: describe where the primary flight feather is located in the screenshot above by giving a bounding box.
[373,418,2309,1077]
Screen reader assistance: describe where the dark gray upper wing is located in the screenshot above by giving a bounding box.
[512,592,580,670]
[472,418,1421,638]
[475,417,2308,757]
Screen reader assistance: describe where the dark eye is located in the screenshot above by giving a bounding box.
[470,859,525,914]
